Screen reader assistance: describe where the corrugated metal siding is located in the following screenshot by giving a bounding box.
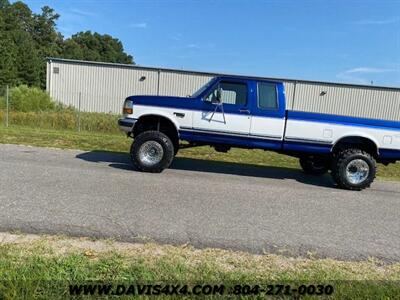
[49,61,213,113]
[47,59,400,121]
[49,61,159,113]
[283,81,296,110]
[222,91,236,105]
[158,71,213,96]
[291,82,400,121]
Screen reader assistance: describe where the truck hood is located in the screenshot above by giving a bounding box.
[126,95,199,110]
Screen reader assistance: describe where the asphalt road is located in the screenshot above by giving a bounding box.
[0,144,399,262]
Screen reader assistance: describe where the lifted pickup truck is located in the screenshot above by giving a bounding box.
[118,75,400,190]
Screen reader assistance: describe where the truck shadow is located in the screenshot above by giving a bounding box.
[76,150,335,189]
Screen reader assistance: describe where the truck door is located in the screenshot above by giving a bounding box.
[249,81,286,150]
[192,79,251,144]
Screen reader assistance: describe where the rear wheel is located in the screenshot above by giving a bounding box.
[331,148,376,190]
[299,155,329,176]
[131,131,174,173]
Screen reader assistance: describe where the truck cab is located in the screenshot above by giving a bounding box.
[181,76,286,151]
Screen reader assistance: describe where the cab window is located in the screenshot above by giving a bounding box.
[258,82,278,110]
[205,81,247,106]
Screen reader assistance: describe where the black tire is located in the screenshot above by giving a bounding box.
[174,143,179,156]
[331,148,376,191]
[299,156,329,176]
[130,131,175,173]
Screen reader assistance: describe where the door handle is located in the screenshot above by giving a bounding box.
[239,109,250,114]
[174,112,185,118]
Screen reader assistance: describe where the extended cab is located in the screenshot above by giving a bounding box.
[118,76,400,190]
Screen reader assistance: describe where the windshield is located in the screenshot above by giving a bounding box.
[191,78,216,98]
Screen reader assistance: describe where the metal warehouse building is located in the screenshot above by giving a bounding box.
[46,58,400,121]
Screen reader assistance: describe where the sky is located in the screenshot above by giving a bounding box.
[23,0,400,87]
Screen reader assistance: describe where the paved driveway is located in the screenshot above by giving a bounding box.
[0,144,399,262]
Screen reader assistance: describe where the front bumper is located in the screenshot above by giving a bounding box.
[118,117,137,134]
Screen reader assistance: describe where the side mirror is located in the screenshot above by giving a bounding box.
[211,87,222,105]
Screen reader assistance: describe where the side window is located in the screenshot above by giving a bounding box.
[205,82,247,106]
[258,82,278,110]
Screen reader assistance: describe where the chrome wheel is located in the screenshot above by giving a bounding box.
[345,159,369,185]
[138,141,164,167]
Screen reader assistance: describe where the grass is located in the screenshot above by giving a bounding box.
[0,125,130,152]
[0,233,398,299]
[0,110,120,133]
[1,124,400,181]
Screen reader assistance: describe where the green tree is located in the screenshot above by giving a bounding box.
[0,1,42,87]
[0,1,17,86]
[15,31,41,86]
[31,6,64,88]
[0,1,135,88]
[62,31,134,64]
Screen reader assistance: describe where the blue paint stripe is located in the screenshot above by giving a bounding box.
[288,111,400,130]
[179,129,282,150]
[180,130,249,148]
[283,141,332,154]
[380,148,400,160]
[180,129,329,153]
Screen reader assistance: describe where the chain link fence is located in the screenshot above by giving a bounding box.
[0,86,121,134]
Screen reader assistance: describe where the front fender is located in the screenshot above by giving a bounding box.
[133,107,181,131]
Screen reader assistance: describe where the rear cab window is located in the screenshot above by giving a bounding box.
[257,82,278,110]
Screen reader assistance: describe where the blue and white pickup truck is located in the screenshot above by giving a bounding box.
[118,75,400,190]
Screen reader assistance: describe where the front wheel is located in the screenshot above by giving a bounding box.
[299,155,329,176]
[331,148,376,190]
[131,131,175,173]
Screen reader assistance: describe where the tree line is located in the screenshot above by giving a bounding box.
[0,0,134,89]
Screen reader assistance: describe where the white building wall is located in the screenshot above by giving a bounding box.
[158,71,213,97]
[292,82,400,121]
[48,60,159,113]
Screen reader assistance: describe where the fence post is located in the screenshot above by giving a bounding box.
[6,85,9,127]
[78,92,81,132]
